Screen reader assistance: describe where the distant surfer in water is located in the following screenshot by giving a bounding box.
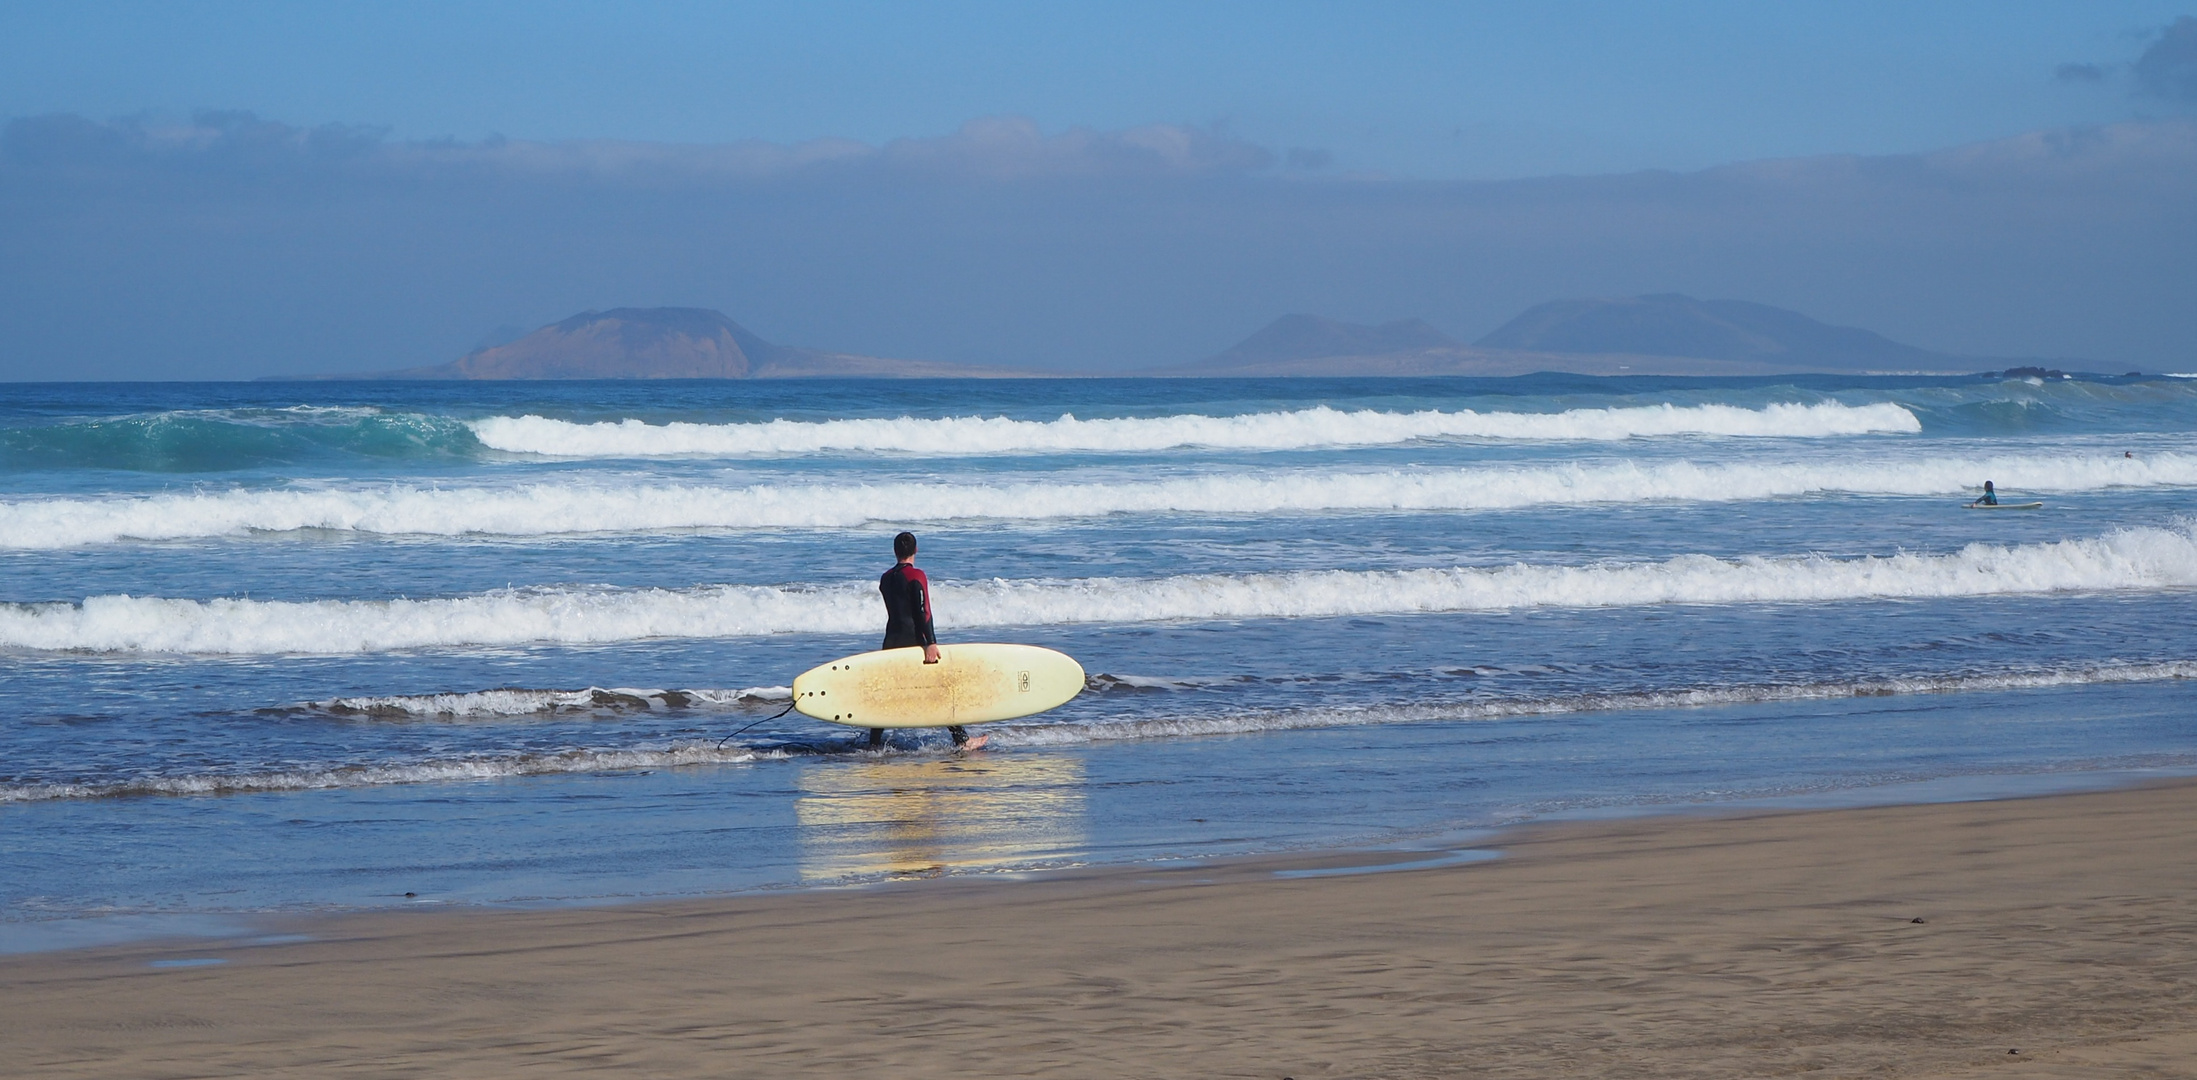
[877,531,981,750]
[1973,480,1999,506]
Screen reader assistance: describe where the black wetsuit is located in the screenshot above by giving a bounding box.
[877,562,965,746]
[878,563,936,651]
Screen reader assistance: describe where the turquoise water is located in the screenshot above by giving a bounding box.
[3,374,2194,935]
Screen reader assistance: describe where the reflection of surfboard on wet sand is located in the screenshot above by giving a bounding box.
[792,644,1085,732]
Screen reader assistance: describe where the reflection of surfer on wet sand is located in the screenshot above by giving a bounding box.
[877,531,984,751]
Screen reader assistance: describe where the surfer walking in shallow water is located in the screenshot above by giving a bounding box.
[877,531,982,750]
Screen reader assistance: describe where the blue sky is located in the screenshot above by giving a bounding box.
[4,1,2190,179]
[2,2,2194,378]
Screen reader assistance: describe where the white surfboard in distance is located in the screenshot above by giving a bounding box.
[792,644,1085,729]
[1965,501,2044,510]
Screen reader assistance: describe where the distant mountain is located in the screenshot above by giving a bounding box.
[1173,296,2034,377]
[311,298,2063,381]
[329,308,1030,380]
[1476,294,1967,371]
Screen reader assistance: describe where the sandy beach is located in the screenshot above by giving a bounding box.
[7,780,2197,1078]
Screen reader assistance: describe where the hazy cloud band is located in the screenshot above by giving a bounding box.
[3,112,2193,378]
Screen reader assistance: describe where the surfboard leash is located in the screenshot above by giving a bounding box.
[715,699,797,750]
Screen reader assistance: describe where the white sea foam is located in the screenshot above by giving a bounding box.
[306,685,790,718]
[0,745,780,803]
[6,525,2193,655]
[466,401,1922,458]
[6,450,2193,549]
[989,661,2197,746]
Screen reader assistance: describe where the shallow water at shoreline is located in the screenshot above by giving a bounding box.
[5,374,2194,945]
[5,677,2192,954]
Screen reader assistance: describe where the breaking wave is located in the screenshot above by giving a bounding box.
[6,525,2193,654]
[0,406,481,472]
[466,401,1922,457]
[7,450,2192,548]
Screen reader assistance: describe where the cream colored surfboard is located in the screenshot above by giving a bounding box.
[792,644,1085,729]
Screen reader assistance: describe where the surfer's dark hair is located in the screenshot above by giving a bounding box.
[894,531,918,558]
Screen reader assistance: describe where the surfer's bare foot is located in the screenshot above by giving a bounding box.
[959,734,989,751]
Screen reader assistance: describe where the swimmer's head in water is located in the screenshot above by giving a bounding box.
[893,531,918,559]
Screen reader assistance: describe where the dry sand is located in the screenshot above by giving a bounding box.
[7,780,2197,1078]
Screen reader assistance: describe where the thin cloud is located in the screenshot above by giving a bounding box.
[2135,15,2197,102]
[1,111,2192,379]
[1,111,1278,183]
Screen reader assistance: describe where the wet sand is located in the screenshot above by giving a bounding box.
[7,780,2197,1078]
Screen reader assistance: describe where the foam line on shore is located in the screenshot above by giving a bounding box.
[990,660,2197,746]
[6,661,2189,802]
[4,525,2193,654]
[466,401,1921,457]
[7,450,2193,548]
[0,745,780,803]
[294,685,791,719]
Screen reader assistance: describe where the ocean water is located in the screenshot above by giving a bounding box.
[3,374,2195,939]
